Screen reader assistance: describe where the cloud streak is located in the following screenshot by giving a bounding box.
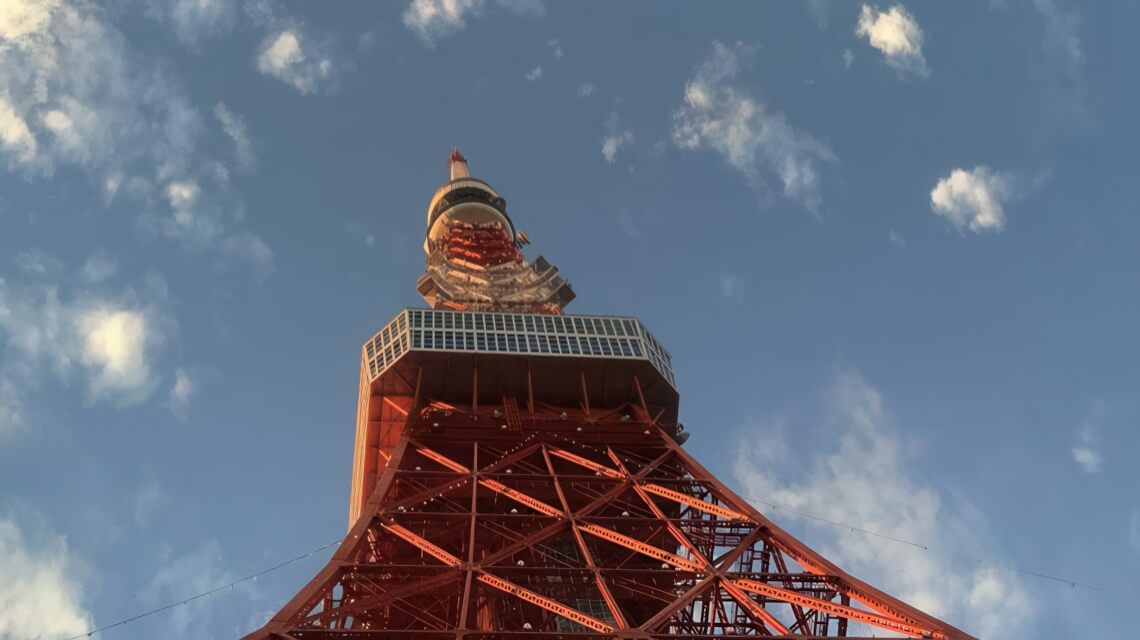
[734,370,1035,637]
[673,41,836,211]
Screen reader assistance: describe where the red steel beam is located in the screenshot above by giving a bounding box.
[380,522,464,568]
[548,447,624,479]
[578,522,704,573]
[719,578,791,636]
[734,578,945,639]
[476,573,615,633]
[638,482,747,522]
[477,478,563,518]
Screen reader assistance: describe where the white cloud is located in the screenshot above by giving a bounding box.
[1071,447,1100,474]
[81,252,117,283]
[577,82,594,98]
[214,102,254,170]
[0,97,38,167]
[0,277,167,417]
[403,0,542,45]
[719,273,743,302]
[1031,0,1081,72]
[1071,415,1102,473]
[525,66,543,82]
[673,41,836,211]
[855,4,929,78]
[842,49,854,68]
[13,249,63,277]
[734,370,1035,638]
[77,307,156,404]
[222,232,275,280]
[601,131,633,164]
[403,0,482,44]
[0,516,93,639]
[601,111,634,164]
[145,0,236,45]
[548,38,562,59]
[256,30,335,95]
[169,367,193,418]
[0,0,270,276]
[930,166,1014,233]
[0,0,203,174]
[0,377,22,436]
[142,541,255,639]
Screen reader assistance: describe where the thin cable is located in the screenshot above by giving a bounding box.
[755,496,1139,598]
[63,539,340,640]
[756,499,929,550]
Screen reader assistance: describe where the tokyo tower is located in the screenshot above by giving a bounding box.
[242,150,974,640]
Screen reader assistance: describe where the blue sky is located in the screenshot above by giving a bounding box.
[1,1,1137,638]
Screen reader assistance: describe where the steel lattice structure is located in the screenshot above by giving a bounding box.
[241,152,974,640]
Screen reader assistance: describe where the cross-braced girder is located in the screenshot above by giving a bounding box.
[243,407,973,640]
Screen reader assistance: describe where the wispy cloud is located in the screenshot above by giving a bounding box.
[0,267,173,434]
[734,370,1035,637]
[0,0,271,276]
[600,112,634,165]
[403,0,543,45]
[930,166,1015,234]
[214,103,254,170]
[672,41,837,211]
[842,49,854,68]
[80,252,118,283]
[0,515,93,638]
[1031,0,1081,73]
[577,82,595,98]
[719,273,743,302]
[168,368,194,419]
[144,0,237,46]
[256,29,335,95]
[547,38,562,59]
[1071,407,1103,474]
[855,4,929,78]
[141,540,256,639]
[525,66,543,82]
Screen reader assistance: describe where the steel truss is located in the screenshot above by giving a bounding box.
[242,407,973,640]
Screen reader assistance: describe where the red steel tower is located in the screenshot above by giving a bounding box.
[243,151,974,640]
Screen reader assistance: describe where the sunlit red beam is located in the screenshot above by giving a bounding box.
[578,523,704,572]
[380,522,464,568]
[548,447,624,479]
[477,573,615,633]
[734,578,945,639]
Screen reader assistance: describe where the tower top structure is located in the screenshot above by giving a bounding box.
[417,149,574,313]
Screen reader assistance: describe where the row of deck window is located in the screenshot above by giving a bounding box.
[366,309,675,387]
